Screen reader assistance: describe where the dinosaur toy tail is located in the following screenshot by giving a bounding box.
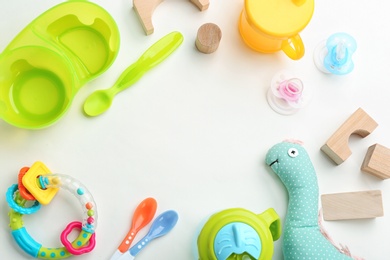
[318,209,365,260]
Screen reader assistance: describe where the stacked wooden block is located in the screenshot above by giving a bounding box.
[320,107,388,221]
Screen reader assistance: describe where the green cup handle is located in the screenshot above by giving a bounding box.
[282,34,305,60]
[258,208,282,241]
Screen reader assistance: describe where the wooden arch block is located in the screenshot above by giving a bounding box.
[133,0,163,35]
[361,143,390,179]
[133,0,210,35]
[321,108,378,165]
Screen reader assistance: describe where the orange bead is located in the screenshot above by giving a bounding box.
[85,202,93,210]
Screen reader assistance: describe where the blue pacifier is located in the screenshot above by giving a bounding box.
[314,32,357,75]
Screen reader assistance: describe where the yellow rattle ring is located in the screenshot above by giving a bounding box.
[7,166,97,259]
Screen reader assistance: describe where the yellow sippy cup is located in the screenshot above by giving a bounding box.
[239,0,314,60]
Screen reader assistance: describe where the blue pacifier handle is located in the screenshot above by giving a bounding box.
[324,32,357,75]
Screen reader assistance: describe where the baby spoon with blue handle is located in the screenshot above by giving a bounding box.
[117,210,179,260]
[83,31,184,117]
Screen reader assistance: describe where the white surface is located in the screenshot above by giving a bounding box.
[1,0,390,259]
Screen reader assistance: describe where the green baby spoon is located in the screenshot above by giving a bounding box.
[83,31,183,117]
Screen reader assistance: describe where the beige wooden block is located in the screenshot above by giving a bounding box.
[190,0,210,11]
[195,23,222,54]
[133,0,209,35]
[133,0,163,35]
[321,190,384,221]
[321,108,378,165]
[361,143,390,179]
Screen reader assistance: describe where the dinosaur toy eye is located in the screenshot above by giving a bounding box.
[288,148,299,158]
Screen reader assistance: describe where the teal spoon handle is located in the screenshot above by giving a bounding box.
[111,31,183,95]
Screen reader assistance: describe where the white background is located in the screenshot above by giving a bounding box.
[1,0,390,259]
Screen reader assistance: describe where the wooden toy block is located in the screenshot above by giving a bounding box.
[321,107,378,165]
[133,0,163,35]
[133,0,209,35]
[195,23,222,54]
[321,190,384,221]
[190,0,210,11]
[361,143,390,179]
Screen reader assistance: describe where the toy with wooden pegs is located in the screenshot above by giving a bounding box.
[133,0,209,35]
[321,107,378,165]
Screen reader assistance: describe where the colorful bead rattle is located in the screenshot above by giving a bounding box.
[6,161,97,259]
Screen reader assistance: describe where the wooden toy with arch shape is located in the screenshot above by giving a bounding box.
[133,0,210,35]
[321,107,378,165]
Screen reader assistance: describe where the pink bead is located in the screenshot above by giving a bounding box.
[87,217,94,224]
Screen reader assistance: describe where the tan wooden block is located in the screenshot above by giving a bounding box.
[321,108,378,165]
[190,0,210,11]
[321,190,384,221]
[195,23,222,54]
[133,0,209,35]
[361,143,390,179]
[133,0,163,35]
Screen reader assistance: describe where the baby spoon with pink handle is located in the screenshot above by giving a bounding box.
[118,210,179,260]
[110,198,157,260]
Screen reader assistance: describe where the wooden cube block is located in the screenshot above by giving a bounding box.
[361,143,390,179]
[321,190,384,221]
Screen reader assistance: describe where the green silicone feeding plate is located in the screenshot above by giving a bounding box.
[0,1,120,129]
